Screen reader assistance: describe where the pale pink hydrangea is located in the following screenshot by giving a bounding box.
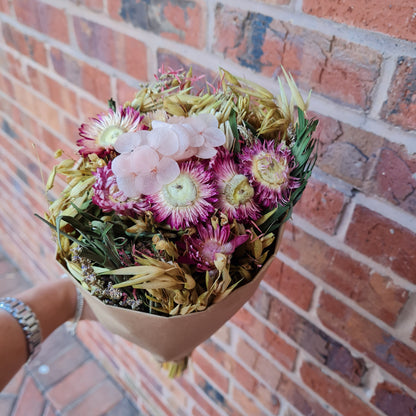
[111,113,226,198]
[151,113,226,160]
[111,145,180,197]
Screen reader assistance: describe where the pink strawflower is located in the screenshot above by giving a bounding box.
[180,223,249,271]
[92,162,149,216]
[240,141,300,207]
[77,107,144,157]
[111,145,180,197]
[149,160,217,229]
[211,148,260,222]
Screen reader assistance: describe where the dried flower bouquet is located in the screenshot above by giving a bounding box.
[38,67,318,376]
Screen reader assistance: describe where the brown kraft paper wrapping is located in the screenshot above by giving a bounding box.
[71,225,285,362]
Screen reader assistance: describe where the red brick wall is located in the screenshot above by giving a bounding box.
[0,1,415,415]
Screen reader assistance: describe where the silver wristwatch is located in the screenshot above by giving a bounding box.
[0,297,42,358]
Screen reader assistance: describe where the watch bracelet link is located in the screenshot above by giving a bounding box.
[0,297,42,358]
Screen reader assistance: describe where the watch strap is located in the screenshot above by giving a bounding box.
[0,297,42,359]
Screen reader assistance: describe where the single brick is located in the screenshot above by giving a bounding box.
[0,101,33,140]
[236,338,259,368]
[232,384,279,415]
[79,97,107,120]
[193,371,235,414]
[9,80,62,133]
[318,291,416,391]
[178,377,222,416]
[303,0,416,42]
[46,360,107,410]
[202,340,258,392]
[110,0,206,48]
[293,177,347,235]
[232,307,298,370]
[345,205,416,283]
[12,377,45,416]
[40,127,76,160]
[371,381,416,416]
[0,0,10,12]
[0,73,15,98]
[0,258,17,275]
[5,52,26,83]
[281,225,409,325]
[50,48,81,91]
[212,325,231,346]
[369,144,416,216]
[315,112,416,212]
[215,6,285,75]
[50,48,111,102]
[301,361,379,416]
[64,379,124,416]
[214,5,382,109]
[311,113,343,158]
[318,37,381,109]
[26,66,78,118]
[380,57,416,131]
[73,17,147,79]
[115,79,139,107]
[277,374,334,416]
[104,397,140,416]
[317,123,384,189]
[268,294,367,386]
[213,351,280,414]
[0,396,16,416]
[204,338,281,393]
[248,284,272,318]
[30,338,90,389]
[253,355,282,391]
[1,118,19,142]
[1,367,25,395]
[192,350,229,394]
[262,257,315,310]
[0,267,31,296]
[14,0,69,43]
[2,22,48,66]
[107,0,124,22]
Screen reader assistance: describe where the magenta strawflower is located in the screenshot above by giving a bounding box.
[240,141,300,207]
[92,162,149,216]
[78,107,144,157]
[211,148,260,222]
[180,223,249,271]
[149,160,217,229]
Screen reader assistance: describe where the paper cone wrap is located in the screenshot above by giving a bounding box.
[69,225,285,362]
